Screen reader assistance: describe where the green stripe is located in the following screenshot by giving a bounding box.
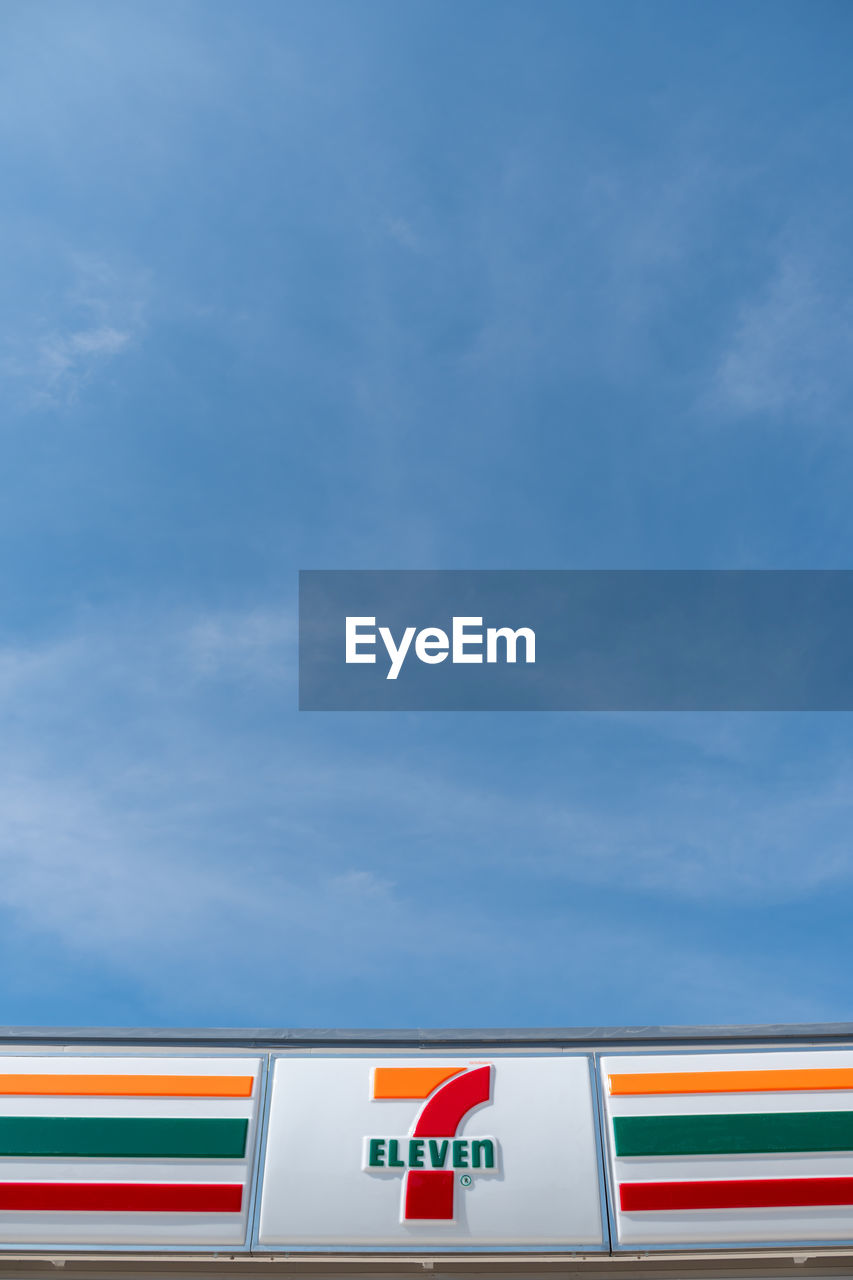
[0,1117,248,1159]
[614,1111,853,1157]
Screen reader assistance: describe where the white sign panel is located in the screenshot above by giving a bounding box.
[601,1049,853,1248]
[256,1055,605,1250]
[0,1053,263,1249]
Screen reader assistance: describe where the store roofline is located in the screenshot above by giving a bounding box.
[1,1023,853,1048]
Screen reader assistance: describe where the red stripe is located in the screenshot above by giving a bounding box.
[0,1182,243,1213]
[404,1170,454,1220]
[621,1177,853,1212]
[413,1066,492,1138]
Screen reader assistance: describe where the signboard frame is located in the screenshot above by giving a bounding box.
[0,1047,270,1255]
[251,1051,612,1255]
[4,1031,853,1258]
[598,1045,853,1256]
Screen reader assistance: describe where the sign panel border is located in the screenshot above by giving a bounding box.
[597,1046,853,1255]
[0,1048,269,1256]
[252,1051,611,1255]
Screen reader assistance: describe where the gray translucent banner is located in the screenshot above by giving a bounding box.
[298,570,853,711]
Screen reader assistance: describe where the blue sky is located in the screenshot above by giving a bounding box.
[2,0,853,1029]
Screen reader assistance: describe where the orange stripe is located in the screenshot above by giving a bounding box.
[0,1074,254,1098]
[609,1068,853,1096]
[372,1067,465,1099]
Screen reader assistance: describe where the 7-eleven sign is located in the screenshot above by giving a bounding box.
[363,1063,499,1221]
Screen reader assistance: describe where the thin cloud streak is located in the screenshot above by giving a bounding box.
[0,610,848,1024]
[713,252,853,420]
[1,253,147,409]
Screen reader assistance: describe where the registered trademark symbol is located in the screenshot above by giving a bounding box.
[459,1174,472,1187]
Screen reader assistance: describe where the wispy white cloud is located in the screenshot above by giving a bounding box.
[32,325,132,396]
[311,747,853,907]
[0,747,824,1025]
[384,216,424,253]
[184,608,295,681]
[1,618,851,917]
[2,252,147,409]
[0,610,846,1022]
[713,252,853,419]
